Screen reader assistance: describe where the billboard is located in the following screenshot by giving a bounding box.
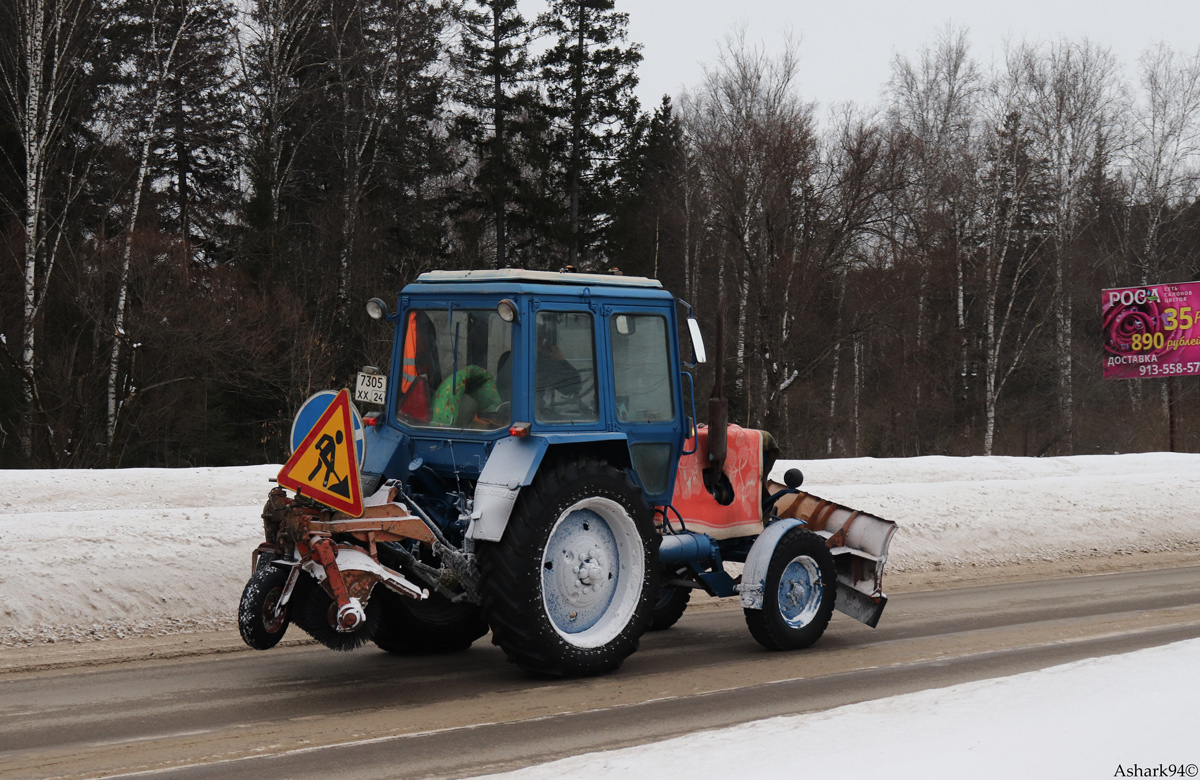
[1103,281,1200,379]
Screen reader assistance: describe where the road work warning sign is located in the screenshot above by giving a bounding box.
[278,388,364,517]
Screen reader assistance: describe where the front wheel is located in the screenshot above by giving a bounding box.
[744,528,836,650]
[238,565,291,650]
[478,457,658,676]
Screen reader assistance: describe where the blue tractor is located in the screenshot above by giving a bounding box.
[239,270,896,676]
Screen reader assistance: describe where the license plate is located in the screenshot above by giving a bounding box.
[355,372,387,405]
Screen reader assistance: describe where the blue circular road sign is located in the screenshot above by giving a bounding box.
[290,390,366,463]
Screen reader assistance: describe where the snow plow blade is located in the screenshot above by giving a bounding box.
[768,486,898,628]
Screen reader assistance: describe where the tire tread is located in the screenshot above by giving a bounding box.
[478,456,657,676]
[744,528,836,651]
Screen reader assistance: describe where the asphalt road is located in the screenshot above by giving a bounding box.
[3,565,1199,780]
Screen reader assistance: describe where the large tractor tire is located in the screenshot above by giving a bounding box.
[478,457,658,676]
[648,581,691,631]
[744,527,836,651]
[372,587,488,655]
[238,564,291,650]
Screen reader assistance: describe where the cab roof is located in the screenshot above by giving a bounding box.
[415,269,663,289]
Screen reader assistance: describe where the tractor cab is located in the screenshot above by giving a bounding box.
[360,269,694,511]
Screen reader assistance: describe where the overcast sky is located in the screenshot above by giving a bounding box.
[522,0,1200,113]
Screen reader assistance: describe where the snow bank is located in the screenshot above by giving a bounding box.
[773,452,1200,571]
[2,453,1199,642]
[472,637,1200,780]
[0,466,280,516]
[0,466,278,643]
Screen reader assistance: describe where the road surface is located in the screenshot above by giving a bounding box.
[2,565,1199,780]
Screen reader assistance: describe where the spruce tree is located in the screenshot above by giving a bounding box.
[238,0,325,277]
[538,0,641,267]
[376,0,452,283]
[606,95,686,280]
[451,0,537,268]
[150,0,239,265]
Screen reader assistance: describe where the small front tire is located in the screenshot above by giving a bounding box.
[238,565,291,650]
[744,528,836,651]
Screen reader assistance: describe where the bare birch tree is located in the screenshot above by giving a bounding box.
[889,25,980,409]
[976,106,1050,455]
[682,32,814,425]
[1127,43,1200,283]
[0,0,103,458]
[106,0,196,455]
[326,0,396,331]
[1011,38,1121,453]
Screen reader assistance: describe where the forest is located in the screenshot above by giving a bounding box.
[3,0,1200,469]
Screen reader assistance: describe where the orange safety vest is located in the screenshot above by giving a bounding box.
[401,311,420,393]
[399,311,432,421]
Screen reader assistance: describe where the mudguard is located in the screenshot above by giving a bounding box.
[467,433,646,542]
[466,436,549,541]
[738,518,804,610]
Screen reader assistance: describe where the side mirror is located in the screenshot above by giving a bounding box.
[783,468,804,489]
[687,318,707,364]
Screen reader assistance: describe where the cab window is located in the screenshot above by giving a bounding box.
[396,308,512,429]
[610,313,674,422]
[535,311,598,423]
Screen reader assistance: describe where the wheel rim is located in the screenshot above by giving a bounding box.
[776,555,824,628]
[261,586,286,634]
[541,497,645,649]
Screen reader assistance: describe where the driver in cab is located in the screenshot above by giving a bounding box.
[535,332,581,417]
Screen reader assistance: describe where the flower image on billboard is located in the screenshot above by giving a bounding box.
[1103,282,1200,379]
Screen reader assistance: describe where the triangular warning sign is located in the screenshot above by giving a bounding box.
[278,388,364,517]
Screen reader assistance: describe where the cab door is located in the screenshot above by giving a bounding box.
[602,307,684,504]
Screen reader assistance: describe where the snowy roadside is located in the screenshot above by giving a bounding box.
[774,452,1200,572]
[3,454,1200,646]
[0,466,278,645]
[469,637,1200,780]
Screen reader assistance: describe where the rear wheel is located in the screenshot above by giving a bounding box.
[372,587,488,655]
[238,565,291,650]
[648,580,691,631]
[744,528,836,650]
[478,457,658,676]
